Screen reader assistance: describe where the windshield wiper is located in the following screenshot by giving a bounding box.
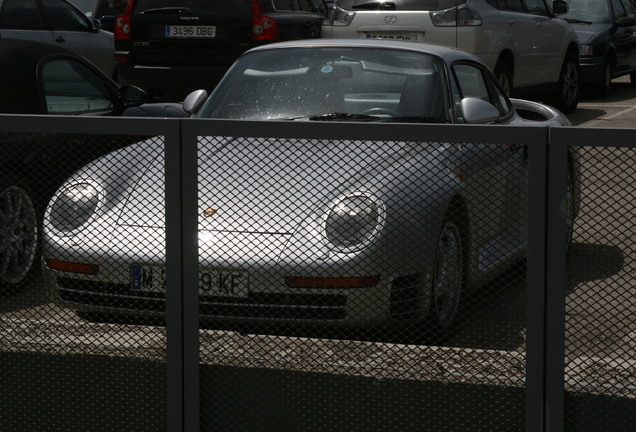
[564,18,592,24]
[307,113,382,121]
[141,7,192,14]
[381,116,450,123]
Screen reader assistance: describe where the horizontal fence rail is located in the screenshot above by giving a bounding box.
[0,115,634,432]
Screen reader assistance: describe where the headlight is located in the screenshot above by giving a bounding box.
[580,44,594,56]
[324,192,385,253]
[49,182,100,233]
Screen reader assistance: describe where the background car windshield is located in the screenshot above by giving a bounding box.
[198,47,450,121]
[562,0,610,23]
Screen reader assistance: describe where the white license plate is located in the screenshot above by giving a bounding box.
[363,32,420,41]
[130,264,248,298]
[165,25,216,38]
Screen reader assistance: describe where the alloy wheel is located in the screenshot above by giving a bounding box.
[0,186,38,285]
[431,220,463,330]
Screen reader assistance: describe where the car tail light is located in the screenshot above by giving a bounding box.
[115,0,136,40]
[252,0,279,41]
[430,5,481,27]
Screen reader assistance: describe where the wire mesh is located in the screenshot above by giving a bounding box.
[0,131,167,432]
[564,145,636,431]
[196,135,529,431]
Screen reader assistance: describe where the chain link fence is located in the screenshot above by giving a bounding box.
[0,117,634,431]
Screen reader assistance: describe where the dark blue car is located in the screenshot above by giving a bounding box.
[562,0,636,97]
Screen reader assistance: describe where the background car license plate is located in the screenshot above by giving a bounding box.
[364,32,420,41]
[131,264,248,297]
[165,25,216,38]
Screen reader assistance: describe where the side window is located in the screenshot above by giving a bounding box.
[505,0,526,12]
[614,0,629,17]
[0,0,46,30]
[40,58,114,114]
[454,64,491,101]
[452,63,511,121]
[272,0,295,10]
[523,0,549,15]
[40,0,91,31]
[272,0,323,12]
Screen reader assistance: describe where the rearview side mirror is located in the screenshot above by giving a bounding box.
[460,97,501,124]
[552,0,568,15]
[120,85,147,108]
[183,89,208,115]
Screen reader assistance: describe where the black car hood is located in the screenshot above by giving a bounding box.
[570,23,610,45]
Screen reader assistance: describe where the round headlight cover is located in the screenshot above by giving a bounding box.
[49,182,100,233]
[324,192,385,252]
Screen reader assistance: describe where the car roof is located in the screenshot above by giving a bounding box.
[0,38,82,114]
[243,38,485,65]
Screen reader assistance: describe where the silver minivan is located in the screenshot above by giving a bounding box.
[323,0,581,113]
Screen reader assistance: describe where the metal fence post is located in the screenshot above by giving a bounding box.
[545,128,569,432]
[166,119,200,432]
[526,127,549,432]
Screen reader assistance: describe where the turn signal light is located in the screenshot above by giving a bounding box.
[45,259,99,275]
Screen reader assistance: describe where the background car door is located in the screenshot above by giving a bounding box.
[0,0,54,45]
[40,0,115,77]
[612,0,636,72]
[451,63,527,269]
[521,0,568,83]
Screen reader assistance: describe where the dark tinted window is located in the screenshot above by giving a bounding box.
[272,0,323,12]
[489,0,526,12]
[523,0,549,14]
[41,58,114,114]
[0,0,46,29]
[41,0,91,31]
[335,0,467,11]
[613,0,628,17]
[135,0,246,11]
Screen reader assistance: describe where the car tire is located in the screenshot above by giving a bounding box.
[0,184,40,294]
[594,60,612,98]
[427,216,464,341]
[545,52,581,114]
[494,61,513,97]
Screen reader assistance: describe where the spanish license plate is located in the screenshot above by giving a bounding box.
[165,25,216,38]
[364,32,420,41]
[130,264,248,298]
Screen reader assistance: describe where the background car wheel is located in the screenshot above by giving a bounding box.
[427,217,464,340]
[494,61,513,97]
[594,60,612,98]
[544,53,580,114]
[0,184,39,294]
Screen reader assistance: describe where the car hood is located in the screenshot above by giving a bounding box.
[570,23,609,44]
[118,137,415,233]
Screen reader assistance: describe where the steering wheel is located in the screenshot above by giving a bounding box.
[360,107,401,117]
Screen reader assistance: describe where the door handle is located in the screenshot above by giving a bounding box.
[55,36,66,43]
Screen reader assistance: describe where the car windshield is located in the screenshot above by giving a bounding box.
[197,47,451,123]
[561,0,610,23]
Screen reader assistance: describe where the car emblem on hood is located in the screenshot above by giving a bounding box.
[385,15,397,24]
[203,208,218,217]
